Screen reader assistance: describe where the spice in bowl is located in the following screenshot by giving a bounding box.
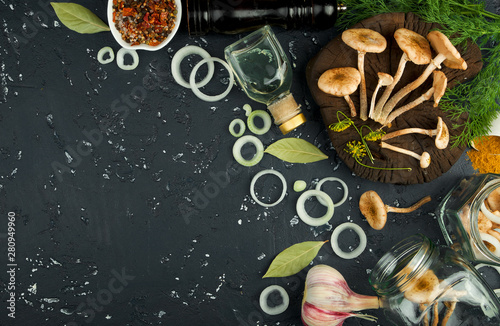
[112,0,177,47]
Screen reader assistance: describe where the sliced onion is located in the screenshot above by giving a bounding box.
[331,222,367,259]
[116,48,139,71]
[189,57,234,102]
[243,103,253,116]
[293,180,307,192]
[482,202,500,224]
[97,46,114,64]
[259,285,289,315]
[480,232,500,257]
[229,118,245,138]
[296,190,334,226]
[171,45,215,89]
[233,135,264,167]
[247,110,272,135]
[250,169,287,207]
[315,177,348,207]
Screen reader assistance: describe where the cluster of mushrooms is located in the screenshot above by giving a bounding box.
[318,27,468,169]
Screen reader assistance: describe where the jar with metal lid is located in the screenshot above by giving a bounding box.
[369,234,500,325]
[437,173,500,265]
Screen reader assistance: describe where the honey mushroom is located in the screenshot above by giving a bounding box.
[381,116,450,150]
[318,67,361,117]
[372,28,432,122]
[380,141,432,168]
[383,71,448,127]
[342,28,387,121]
[377,30,467,124]
[369,72,393,119]
[359,190,431,230]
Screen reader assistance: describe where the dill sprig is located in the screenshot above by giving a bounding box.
[338,0,500,146]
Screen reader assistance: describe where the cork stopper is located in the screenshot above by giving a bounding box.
[267,93,306,134]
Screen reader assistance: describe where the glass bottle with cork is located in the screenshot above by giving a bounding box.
[225,25,305,134]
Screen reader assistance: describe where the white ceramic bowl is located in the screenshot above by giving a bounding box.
[107,0,182,51]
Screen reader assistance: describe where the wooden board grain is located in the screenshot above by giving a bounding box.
[306,12,483,184]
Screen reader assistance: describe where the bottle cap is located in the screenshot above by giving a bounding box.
[279,113,307,135]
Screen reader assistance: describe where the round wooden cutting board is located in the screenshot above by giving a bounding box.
[306,12,483,184]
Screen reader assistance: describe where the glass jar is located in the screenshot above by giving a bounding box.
[225,25,306,135]
[437,173,500,265]
[369,234,500,325]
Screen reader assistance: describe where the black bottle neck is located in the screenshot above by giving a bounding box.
[186,0,340,35]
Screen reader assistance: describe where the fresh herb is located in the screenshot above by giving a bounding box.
[344,141,412,171]
[263,241,328,278]
[51,2,110,34]
[338,0,500,146]
[264,138,328,163]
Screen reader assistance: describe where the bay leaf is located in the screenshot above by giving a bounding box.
[264,138,328,163]
[51,3,110,34]
[263,240,327,278]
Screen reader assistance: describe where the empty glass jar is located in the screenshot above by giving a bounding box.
[369,234,500,325]
[437,173,500,265]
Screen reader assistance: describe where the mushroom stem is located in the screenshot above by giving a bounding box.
[386,195,432,214]
[358,52,368,121]
[377,52,446,123]
[431,302,439,326]
[382,117,449,149]
[372,53,408,121]
[345,95,357,117]
[441,301,457,326]
[380,141,432,168]
[383,87,434,126]
[369,73,393,120]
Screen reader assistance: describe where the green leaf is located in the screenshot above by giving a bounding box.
[51,2,110,34]
[264,138,328,163]
[263,241,327,278]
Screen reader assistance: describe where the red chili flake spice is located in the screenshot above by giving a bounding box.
[113,0,177,46]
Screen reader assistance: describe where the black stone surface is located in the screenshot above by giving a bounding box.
[0,1,498,326]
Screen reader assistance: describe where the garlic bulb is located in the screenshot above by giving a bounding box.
[301,265,379,326]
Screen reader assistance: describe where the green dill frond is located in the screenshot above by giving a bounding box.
[329,119,353,132]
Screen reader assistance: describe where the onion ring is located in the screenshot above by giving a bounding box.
[171,45,215,89]
[480,232,500,257]
[293,180,307,192]
[331,222,367,259]
[247,110,272,135]
[233,135,264,167]
[116,48,139,71]
[243,104,252,116]
[189,57,234,102]
[296,190,334,226]
[315,177,348,207]
[97,46,114,64]
[250,169,287,207]
[259,285,289,315]
[229,118,245,138]
[482,202,500,224]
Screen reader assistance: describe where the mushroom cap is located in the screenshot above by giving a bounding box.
[377,72,394,86]
[427,31,467,70]
[434,117,450,149]
[318,67,361,97]
[420,152,431,168]
[487,187,500,212]
[342,28,387,53]
[432,71,448,107]
[394,28,432,65]
[359,190,387,230]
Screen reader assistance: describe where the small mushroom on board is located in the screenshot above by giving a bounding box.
[383,71,447,126]
[372,28,432,121]
[359,190,431,230]
[380,141,432,168]
[318,67,361,117]
[342,28,387,121]
[369,72,393,119]
[382,117,450,149]
[378,30,467,123]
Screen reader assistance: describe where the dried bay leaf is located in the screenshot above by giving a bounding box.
[263,240,328,278]
[51,2,110,34]
[264,138,328,163]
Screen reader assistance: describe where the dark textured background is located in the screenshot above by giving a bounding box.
[0,1,498,325]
